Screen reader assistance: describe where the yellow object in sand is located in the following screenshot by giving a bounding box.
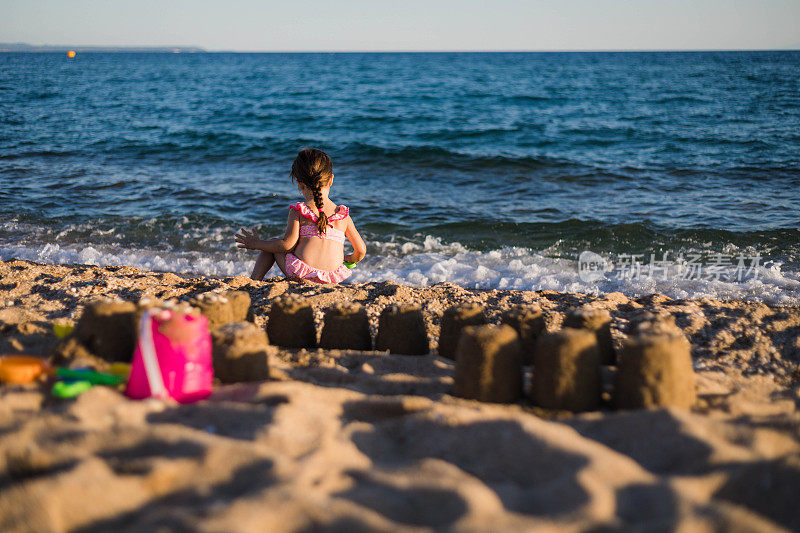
[67,50,76,58]
[53,322,74,338]
[109,362,131,378]
[0,356,49,384]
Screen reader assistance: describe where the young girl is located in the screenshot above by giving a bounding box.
[234,148,366,283]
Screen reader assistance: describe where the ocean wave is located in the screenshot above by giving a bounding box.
[649,95,715,105]
[338,142,578,172]
[2,214,798,266]
[503,94,566,103]
[349,237,800,305]
[0,149,78,160]
[415,126,522,141]
[0,243,250,278]
[3,237,799,305]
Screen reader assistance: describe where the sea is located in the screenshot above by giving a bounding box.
[1,51,799,304]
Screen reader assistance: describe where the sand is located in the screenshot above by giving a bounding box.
[1,258,799,532]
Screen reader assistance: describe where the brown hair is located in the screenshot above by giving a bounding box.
[290,148,333,234]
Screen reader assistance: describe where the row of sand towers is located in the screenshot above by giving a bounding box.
[69,291,695,412]
[261,293,695,412]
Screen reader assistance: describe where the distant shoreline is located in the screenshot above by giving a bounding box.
[0,44,205,53]
[2,44,798,54]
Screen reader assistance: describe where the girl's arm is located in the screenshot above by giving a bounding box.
[344,216,367,264]
[235,210,300,253]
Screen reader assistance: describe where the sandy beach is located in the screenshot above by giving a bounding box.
[0,258,798,531]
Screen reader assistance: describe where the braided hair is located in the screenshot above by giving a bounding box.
[290,148,333,234]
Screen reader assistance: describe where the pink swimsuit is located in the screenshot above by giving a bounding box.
[285,202,352,284]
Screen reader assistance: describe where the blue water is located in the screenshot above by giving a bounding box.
[1,51,799,302]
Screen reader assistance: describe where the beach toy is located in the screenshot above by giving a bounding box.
[109,362,131,378]
[0,356,49,384]
[343,261,357,269]
[125,309,213,404]
[67,50,76,58]
[47,365,129,399]
[52,380,92,399]
[53,367,126,386]
[53,322,74,338]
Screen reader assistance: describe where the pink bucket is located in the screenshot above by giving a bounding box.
[125,309,213,403]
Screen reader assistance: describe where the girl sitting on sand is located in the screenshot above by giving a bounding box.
[234,148,366,283]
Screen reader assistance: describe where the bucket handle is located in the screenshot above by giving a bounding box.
[138,309,168,399]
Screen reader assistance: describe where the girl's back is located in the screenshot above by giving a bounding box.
[292,200,351,271]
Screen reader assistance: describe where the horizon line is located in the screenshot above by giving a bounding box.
[3,47,800,53]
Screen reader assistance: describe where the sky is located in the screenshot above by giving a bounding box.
[1,0,799,52]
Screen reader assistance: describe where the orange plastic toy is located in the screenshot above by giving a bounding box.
[0,356,49,384]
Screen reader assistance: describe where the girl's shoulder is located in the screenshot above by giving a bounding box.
[289,202,349,222]
[330,204,349,221]
[289,202,313,219]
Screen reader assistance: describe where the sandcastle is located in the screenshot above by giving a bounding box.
[72,292,696,413]
[532,328,601,412]
[563,308,615,365]
[500,305,545,364]
[74,298,138,362]
[615,327,696,410]
[627,310,678,335]
[438,303,487,360]
[453,324,523,403]
[375,304,429,355]
[320,302,372,351]
[211,322,272,383]
[191,290,251,330]
[266,294,317,349]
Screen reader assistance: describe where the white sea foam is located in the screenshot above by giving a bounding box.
[0,243,253,278]
[347,237,800,305]
[2,237,799,305]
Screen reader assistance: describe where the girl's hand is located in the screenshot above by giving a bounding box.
[235,227,261,250]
